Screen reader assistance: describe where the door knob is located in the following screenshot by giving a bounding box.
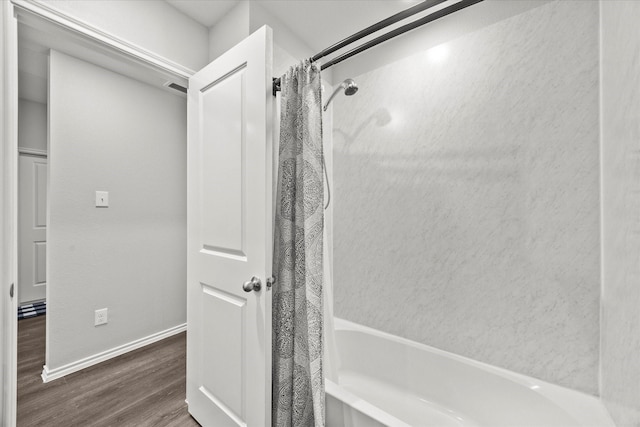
[242,276,262,292]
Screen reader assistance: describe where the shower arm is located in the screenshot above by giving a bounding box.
[323,85,344,112]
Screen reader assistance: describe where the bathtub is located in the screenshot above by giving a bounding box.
[325,318,615,427]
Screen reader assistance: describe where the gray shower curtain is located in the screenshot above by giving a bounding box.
[273,60,325,427]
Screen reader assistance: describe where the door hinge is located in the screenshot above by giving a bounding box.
[9,283,14,298]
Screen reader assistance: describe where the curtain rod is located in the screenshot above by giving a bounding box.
[309,0,446,63]
[272,0,483,95]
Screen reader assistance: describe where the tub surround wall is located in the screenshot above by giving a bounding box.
[601,1,640,424]
[332,0,600,394]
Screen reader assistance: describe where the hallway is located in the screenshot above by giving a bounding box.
[17,316,199,426]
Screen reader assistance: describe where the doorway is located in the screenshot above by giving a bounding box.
[14,8,190,425]
[2,1,198,424]
[16,34,49,425]
[17,152,47,312]
[16,73,48,309]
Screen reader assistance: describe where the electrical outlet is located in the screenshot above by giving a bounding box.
[95,308,108,326]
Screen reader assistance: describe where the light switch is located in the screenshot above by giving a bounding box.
[96,191,109,207]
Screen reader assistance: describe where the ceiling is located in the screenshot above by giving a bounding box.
[165,0,238,27]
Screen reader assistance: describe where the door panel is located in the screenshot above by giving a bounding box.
[187,26,273,427]
[34,160,46,227]
[201,283,245,419]
[201,65,246,257]
[34,241,46,285]
[18,154,47,304]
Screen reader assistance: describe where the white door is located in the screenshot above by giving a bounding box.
[186,26,273,427]
[18,154,47,304]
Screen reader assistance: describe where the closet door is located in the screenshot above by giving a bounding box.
[186,26,273,427]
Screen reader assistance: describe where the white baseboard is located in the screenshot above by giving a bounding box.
[41,323,187,383]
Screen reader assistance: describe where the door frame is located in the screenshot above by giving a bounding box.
[1,2,199,425]
[1,1,19,424]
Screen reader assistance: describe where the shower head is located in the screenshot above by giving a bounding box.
[323,78,359,111]
[342,78,359,96]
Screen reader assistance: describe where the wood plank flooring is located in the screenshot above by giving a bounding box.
[17,315,200,427]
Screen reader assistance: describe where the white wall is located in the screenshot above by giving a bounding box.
[47,50,186,371]
[33,0,209,72]
[332,0,600,395]
[601,1,640,424]
[249,2,315,74]
[207,1,317,76]
[18,99,46,152]
[208,1,250,62]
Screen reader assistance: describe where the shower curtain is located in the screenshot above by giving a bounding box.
[273,61,325,427]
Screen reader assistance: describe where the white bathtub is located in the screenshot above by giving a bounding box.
[325,318,615,427]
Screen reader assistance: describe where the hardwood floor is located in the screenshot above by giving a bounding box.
[17,315,200,427]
